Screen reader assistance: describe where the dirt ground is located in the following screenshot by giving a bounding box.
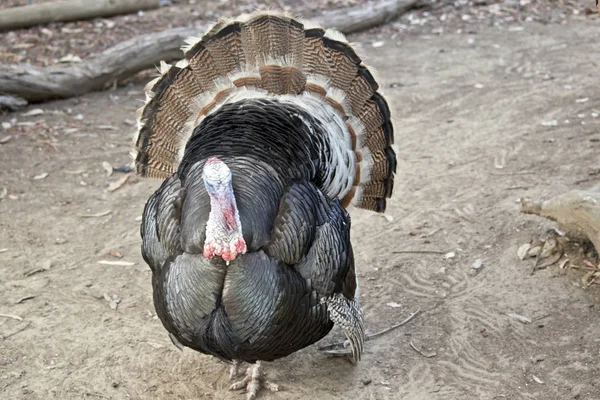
[1,5,600,400]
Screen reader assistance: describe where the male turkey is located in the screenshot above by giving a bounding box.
[133,11,396,399]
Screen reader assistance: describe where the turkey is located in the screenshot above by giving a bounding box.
[133,11,396,399]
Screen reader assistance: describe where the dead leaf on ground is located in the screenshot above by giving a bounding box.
[32,172,49,180]
[517,243,531,260]
[103,293,121,310]
[108,249,123,258]
[471,258,484,270]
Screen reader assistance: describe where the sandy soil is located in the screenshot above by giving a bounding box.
[1,9,600,400]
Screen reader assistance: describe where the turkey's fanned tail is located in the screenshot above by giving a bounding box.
[132,11,396,212]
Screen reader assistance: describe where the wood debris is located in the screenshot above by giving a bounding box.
[0,313,23,321]
[80,210,112,218]
[521,184,600,253]
[107,173,132,192]
[98,260,135,266]
[507,313,532,324]
[15,295,36,304]
[409,341,437,358]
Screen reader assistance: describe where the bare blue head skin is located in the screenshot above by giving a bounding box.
[202,157,247,262]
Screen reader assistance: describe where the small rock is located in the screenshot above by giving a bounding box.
[541,120,558,127]
[444,251,456,260]
[471,258,484,270]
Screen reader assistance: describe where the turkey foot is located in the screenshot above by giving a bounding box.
[229,361,280,400]
[318,308,421,356]
[229,359,243,380]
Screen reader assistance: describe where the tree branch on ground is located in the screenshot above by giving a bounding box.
[0,0,427,108]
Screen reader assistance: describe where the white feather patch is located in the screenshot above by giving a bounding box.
[175,59,189,69]
[279,93,356,200]
[159,60,171,75]
[324,29,348,44]
[181,36,202,53]
[327,87,352,116]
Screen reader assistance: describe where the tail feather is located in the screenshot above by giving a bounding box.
[132,11,397,212]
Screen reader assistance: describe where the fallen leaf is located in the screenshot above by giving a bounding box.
[471,259,484,270]
[386,302,402,308]
[0,136,11,144]
[517,243,531,260]
[32,172,49,180]
[108,249,123,258]
[539,239,558,259]
[527,244,542,258]
[507,313,532,324]
[532,375,544,384]
[98,260,135,266]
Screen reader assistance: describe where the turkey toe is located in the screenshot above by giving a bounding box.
[228,361,279,399]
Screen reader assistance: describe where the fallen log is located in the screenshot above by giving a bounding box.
[521,184,600,253]
[0,0,425,104]
[0,94,28,111]
[0,0,160,32]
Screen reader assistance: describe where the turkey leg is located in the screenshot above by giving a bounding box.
[229,360,280,400]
